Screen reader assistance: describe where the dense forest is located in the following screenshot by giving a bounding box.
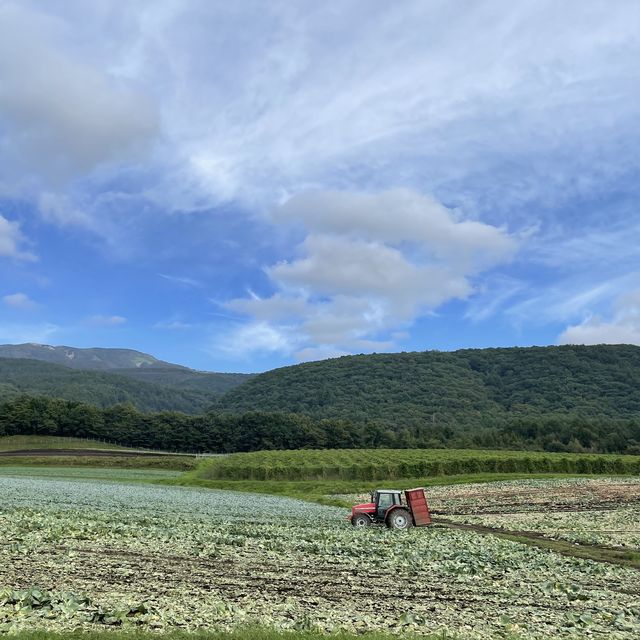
[217,345,640,427]
[1,394,638,455]
[111,366,252,395]
[1,345,640,455]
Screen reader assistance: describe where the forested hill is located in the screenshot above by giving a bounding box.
[216,345,640,427]
[0,358,214,413]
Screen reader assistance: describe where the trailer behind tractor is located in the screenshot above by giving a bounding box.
[348,487,432,529]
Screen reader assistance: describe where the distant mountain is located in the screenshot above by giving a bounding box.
[0,343,181,370]
[216,344,640,428]
[0,343,254,396]
[0,358,212,413]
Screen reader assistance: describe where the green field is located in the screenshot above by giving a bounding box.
[0,465,183,482]
[0,454,197,471]
[195,448,640,481]
[0,435,198,471]
[0,435,131,452]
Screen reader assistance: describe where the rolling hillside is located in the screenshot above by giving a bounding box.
[0,358,213,413]
[111,367,252,395]
[216,345,640,428]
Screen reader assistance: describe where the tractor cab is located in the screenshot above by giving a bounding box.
[349,487,432,530]
[372,490,403,520]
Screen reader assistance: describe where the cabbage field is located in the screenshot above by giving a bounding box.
[1,475,639,638]
[431,478,640,550]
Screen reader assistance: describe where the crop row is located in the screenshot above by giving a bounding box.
[197,448,640,481]
[1,476,640,637]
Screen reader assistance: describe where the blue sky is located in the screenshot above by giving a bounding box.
[1,1,639,372]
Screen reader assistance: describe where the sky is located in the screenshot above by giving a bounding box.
[1,0,639,373]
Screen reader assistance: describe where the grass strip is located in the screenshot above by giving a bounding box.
[0,465,183,483]
[0,455,196,471]
[0,435,130,452]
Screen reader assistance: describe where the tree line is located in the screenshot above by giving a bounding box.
[1,395,639,455]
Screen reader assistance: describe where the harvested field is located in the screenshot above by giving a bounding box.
[1,476,640,638]
[343,477,640,551]
[432,478,640,551]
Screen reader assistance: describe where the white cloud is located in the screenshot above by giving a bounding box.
[294,346,351,363]
[559,289,640,346]
[0,2,157,185]
[225,189,515,358]
[85,315,127,327]
[2,293,39,310]
[217,322,294,357]
[273,190,514,271]
[0,214,36,261]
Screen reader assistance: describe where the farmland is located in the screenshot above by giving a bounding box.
[432,478,640,550]
[0,435,197,472]
[1,472,640,638]
[0,436,130,452]
[194,447,640,481]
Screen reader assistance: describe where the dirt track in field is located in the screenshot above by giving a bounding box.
[432,518,640,570]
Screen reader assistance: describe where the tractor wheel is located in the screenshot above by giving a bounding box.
[351,513,371,527]
[386,508,413,530]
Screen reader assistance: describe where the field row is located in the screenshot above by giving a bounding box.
[1,476,640,637]
[197,448,640,481]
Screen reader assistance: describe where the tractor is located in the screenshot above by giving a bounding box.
[348,488,432,530]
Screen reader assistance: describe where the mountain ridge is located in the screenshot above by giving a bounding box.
[0,343,254,397]
[0,343,190,371]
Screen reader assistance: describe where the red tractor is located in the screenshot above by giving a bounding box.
[349,488,432,530]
